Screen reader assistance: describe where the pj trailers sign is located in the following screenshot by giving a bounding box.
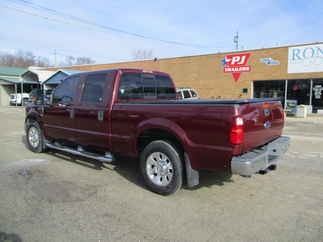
[223,53,251,81]
[288,44,323,73]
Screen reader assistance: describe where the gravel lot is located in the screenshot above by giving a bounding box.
[0,107,322,242]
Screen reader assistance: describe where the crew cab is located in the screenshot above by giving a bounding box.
[25,68,290,195]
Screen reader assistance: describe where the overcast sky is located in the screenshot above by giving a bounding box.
[1,0,322,65]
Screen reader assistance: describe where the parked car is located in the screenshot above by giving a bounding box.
[176,87,199,99]
[10,93,29,106]
[24,68,290,195]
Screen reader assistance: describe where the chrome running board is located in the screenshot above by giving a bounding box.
[46,143,113,163]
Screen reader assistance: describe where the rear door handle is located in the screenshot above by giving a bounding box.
[128,114,139,119]
[67,108,75,119]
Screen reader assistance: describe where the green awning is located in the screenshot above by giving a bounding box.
[0,77,39,85]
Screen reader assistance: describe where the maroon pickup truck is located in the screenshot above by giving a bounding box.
[25,68,290,195]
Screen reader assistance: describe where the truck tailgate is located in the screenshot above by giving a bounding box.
[240,101,285,153]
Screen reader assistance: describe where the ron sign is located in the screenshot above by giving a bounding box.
[223,53,251,81]
[288,44,323,73]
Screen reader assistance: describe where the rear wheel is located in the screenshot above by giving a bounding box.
[26,121,46,153]
[140,140,183,195]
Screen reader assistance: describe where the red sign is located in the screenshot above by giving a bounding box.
[223,53,251,81]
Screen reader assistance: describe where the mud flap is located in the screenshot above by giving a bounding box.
[184,153,199,187]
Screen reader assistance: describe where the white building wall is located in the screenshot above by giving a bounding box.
[0,84,14,106]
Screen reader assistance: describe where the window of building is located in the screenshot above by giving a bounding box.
[254,80,285,99]
[312,79,323,112]
[81,73,107,104]
[287,79,310,106]
[53,76,80,105]
[253,79,323,112]
[253,80,285,107]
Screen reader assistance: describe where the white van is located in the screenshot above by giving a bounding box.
[10,93,30,106]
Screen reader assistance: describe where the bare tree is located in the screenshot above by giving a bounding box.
[132,49,154,60]
[0,50,49,68]
[0,50,96,68]
[65,56,75,66]
[36,57,50,67]
[75,57,95,65]
[61,56,95,66]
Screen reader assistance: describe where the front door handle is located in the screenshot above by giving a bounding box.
[98,111,104,121]
[58,103,66,107]
[67,108,75,119]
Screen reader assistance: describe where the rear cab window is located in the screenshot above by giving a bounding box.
[118,72,176,101]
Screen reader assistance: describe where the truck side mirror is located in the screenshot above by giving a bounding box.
[43,93,53,105]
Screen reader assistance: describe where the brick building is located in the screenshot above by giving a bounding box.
[46,42,323,113]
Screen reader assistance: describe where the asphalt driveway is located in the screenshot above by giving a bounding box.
[0,107,322,242]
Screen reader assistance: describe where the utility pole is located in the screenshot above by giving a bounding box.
[234,32,239,50]
[54,49,57,66]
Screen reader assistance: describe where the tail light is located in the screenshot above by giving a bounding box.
[230,117,244,145]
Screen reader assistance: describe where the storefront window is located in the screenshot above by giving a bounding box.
[312,79,323,112]
[287,79,310,106]
[254,79,323,112]
[253,80,285,106]
[254,80,285,98]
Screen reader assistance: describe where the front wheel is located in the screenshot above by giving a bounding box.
[26,121,46,153]
[140,140,183,195]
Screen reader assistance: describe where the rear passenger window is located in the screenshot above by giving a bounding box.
[183,90,191,99]
[81,73,107,104]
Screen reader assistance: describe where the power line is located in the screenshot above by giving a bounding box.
[5,0,212,49]
[1,3,77,26]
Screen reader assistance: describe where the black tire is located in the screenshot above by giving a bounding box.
[26,121,46,153]
[140,140,183,195]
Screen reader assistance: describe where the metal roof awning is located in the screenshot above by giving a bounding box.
[0,66,27,76]
[0,77,39,85]
[0,77,20,85]
[43,69,83,85]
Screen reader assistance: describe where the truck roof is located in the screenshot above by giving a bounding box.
[68,68,170,77]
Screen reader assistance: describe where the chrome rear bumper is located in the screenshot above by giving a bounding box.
[231,136,290,177]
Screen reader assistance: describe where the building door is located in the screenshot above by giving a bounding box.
[312,79,323,113]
